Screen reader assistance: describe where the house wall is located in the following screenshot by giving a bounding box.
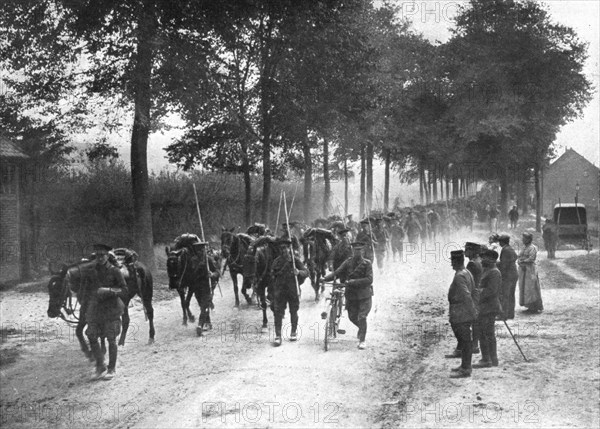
[0,162,21,282]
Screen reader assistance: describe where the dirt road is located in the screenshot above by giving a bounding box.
[1,232,599,428]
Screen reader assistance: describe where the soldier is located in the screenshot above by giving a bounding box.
[497,234,518,319]
[280,222,301,255]
[427,209,441,241]
[270,238,309,346]
[321,241,374,350]
[465,242,483,355]
[356,219,376,262]
[403,211,422,245]
[473,249,502,368]
[508,206,519,229]
[331,228,352,275]
[389,216,405,262]
[84,244,128,380]
[346,214,358,236]
[191,242,220,334]
[372,218,388,273]
[542,218,558,259]
[447,249,477,378]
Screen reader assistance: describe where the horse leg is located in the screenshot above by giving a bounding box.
[231,272,240,308]
[241,277,253,305]
[119,303,130,346]
[258,281,268,330]
[178,288,188,325]
[143,297,155,344]
[185,288,196,322]
[76,319,93,361]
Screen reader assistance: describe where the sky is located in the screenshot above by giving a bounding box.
[112,0,599,172]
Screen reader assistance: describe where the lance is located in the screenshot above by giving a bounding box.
[288,181,299,217]
[274,189,283,236]
[364,192,376,259]
[193,183,222,298]
[283,191,301,298]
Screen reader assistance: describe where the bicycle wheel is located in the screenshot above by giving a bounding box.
[323,308,330,351]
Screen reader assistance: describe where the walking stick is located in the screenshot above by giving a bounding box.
[503,319,529,362]
[283,191,301,298]
[193,183,222,298]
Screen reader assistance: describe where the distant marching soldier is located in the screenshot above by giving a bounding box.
[508,206,519,229]
[404,211,422,245]
[346,214,358,237]
[389,216,405,262]
[270,238,309,346]
[85,243,128,380]
[372,218,388,273]
[356,219,376,262]
[192,242,220,334]
[447,249,477,378]
[465,242,483,355]
[542,218,558,259]
[321,241,374,350]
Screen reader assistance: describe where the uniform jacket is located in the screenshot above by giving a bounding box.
[331,238,352,272]
[447,268,477,323]
[477,266,502,316]
[84,261,128,323]
[498,244,518,282]
[324,256,373,300]
[466,259,483,286]
[271,255,308,293]
[193,253,220,291]
[373,227,389,252]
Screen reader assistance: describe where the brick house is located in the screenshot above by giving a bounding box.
[1,135,28,282]
[542,148,600,228]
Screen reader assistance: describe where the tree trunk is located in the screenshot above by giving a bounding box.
[519,175,529,215]
[425,169,431,205]
[445,176,450,201]
[303,134,312,222]
[344,159,349,217]
[366,142,373,213]
[419,161,425,205]
[323,139,330,217]
[500,167,509,223]
[432,167,438,201]
[440,174,444,200]
[534,163,542,232]
[384,149,390,212]
[241,142,252,225]
[452,174,459,199]
[360,146,365,216]
[130,0,156,272]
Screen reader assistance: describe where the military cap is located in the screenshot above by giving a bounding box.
[488,233,500,242]
[498,234,510,244]
[338,228,351,235]
[346,214,353,218]
[522,232,533,239]
[450,249,464,259]
[387,212,397,218]
[277,238,292,245]
[93,243,112,253]
[359,219,370,224]
[481,249,499,262]
[350,241,366,248]
[464,242,482,252]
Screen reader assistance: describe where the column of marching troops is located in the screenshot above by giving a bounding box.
[80,199,543,380]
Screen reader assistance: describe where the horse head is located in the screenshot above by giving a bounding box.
[220,227,237,259]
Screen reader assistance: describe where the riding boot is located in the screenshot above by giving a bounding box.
[358,319,367,342]
[107,339,118,371]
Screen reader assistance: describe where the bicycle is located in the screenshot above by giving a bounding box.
[321,282,345,351]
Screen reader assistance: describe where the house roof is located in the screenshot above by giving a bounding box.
[549,148,599,173]
[0,135,28,159]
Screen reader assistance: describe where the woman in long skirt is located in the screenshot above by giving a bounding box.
[518,232,544,313]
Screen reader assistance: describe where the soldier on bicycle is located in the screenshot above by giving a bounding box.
[320,241,373,350]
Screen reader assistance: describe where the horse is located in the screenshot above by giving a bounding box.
[47,259,96,360]
[166,234,220,331]
[47,249,155,359]
[220,228,255,307]
[243,236,281,329]
[303,228,337,301]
